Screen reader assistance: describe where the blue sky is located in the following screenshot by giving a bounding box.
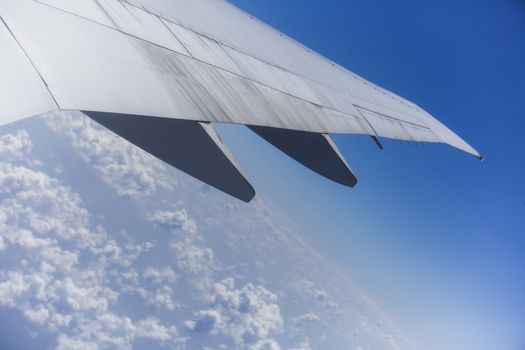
[221,0,525,349]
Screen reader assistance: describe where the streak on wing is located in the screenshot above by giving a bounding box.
[249,126,358,187]
[0,0,370,134]
[83,111,255,202]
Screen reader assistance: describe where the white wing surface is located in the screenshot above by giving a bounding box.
[0,0,481,202]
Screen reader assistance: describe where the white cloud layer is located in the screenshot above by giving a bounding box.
[44,111,173,199]
[186,278,283,347]
[149,210,198,235]
[0,114,415,350]
[0,130,185,349]
[0,129,33,162]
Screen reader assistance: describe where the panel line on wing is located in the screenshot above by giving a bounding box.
[8,0,480,157]
[31,0,430,131]
[355,106,384,150]
[31,0,364,123]
[0,14,59,109]
[125,0,428,116]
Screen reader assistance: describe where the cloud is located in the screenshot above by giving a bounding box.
[170,240,215,276]
[292,313,320,328]
[113,267,181,311]
[289,279,329,303]
[24,306,51,326]
[43,111,174,199]
[250,339,281,350]
[56,335,98,350]
[143,266,178,284]
[0,271,31,308]
[0,129,33,163]
[149,209,198,235]
[150,209,216,280]
[0,118,416,350]
[186,278,283,347]
[135,317,181,342]
[145,286,179,311]
[0,130,185,349]
[0,161,102,251]
[289,340,312,350]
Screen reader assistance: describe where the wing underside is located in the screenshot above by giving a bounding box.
[0,0,480,201]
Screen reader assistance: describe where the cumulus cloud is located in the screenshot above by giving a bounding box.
[0,271,30,308]
[24,306,51,326]
[149,209,216,281]
[43,111,173,199]
[135,317,180,342]
[143,266,178,284]
[170,240,215,276]
[0,129,33,163]
[149,210,198,235]
[143,285,179,311]
[0,119,416,350]
[113,266,181,311]
[0,130,185,349]
[186,278,283,347]
[292,313,320,328]
[289,340,312,350]
[250,339,281,350]
[290,279,328,302]
[56,335,98,350]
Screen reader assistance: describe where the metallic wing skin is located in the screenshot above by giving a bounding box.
[0,0,481,201]
[0,13,57,125]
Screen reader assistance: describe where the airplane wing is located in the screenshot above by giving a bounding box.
[0,0,481,202]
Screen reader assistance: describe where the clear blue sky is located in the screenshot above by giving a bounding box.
[219,0,525,349]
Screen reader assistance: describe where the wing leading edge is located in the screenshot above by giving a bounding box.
[0,0,481,202]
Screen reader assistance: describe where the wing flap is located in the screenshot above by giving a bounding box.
[83,111,255,202]
[249,126,357,187]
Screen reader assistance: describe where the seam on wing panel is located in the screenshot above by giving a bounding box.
[355,107,385,149]
[137,2,193,58]
[32,0,422,126]
[29,0,365,124]
[158,16,193,58]
[356,105,432,130]
[0,14,60,109]
[125,0,422,113]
